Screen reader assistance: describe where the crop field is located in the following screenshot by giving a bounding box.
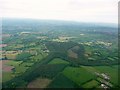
[48,58,69,65]
[30,54,43,62]
[14,65,29,75]
[2,19,119,89]
[93,66,119,86]
[2,65,14,72]
[2,72,14,82]
[3,60,32,76]
[62,65,119,88]
[48,73,77,88]
[27,78,52,88]
[6,54,17,59]
[62,66,95,86]
[5,60,23,67]
[81,65,119,87]
[68,49,78,59]
[82,80,100,88]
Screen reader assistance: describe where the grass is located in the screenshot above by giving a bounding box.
[48,73,77,88]
[2,72,15,82]
[5,60,30,76]
[62,66,95,86]
[111,65,119,69]
[48,58,69,65]
[22,62,34,67]
[81,65,119,87]
[82,80,100,88]
[14,64,29,76]
[14,44,24,49]
[81,66,99,74]
[6,53,18,59]
[5,60,23,67]
[94,66,119,86]
[31,54,43,62]
[15,62,34,75]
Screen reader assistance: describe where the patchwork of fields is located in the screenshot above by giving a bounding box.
[1,19,119,89]
[3,57,118,88]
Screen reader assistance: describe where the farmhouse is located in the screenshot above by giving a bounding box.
[101,84,108,89]
[101,73,110,80]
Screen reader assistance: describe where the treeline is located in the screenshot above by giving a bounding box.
[2,41,118,88]
[45,41,119,66]
[45,41,86,66]
[45,41,77,53]
[2,53,67,88]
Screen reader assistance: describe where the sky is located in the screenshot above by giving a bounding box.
[0,0,118,23]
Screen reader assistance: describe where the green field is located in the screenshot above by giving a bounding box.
[14,65,29,75]
[2,19,118,89]
[82,80,100,88]
[93,66,118,86]
[2,72,14,82]
[4,60,32,76]
[31,54,44,62]
[62,66,95,86]
[22,62,34,67]
[48,73,77,88]
[5,53,18,59]
[48,58,69,65]
[5,60,23,67]
[81,65,119,87]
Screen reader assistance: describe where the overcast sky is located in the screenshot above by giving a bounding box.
[0,0,118,23]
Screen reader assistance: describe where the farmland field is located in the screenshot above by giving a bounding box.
[5,60,22,67]
[48,73,77,88]
[1,19,119,89]
[27,78,52,88]
[82,80,100,88]
[48,58,69,65]
[62,66,95,86]
[2,72,14,82]
[93,66,119,86]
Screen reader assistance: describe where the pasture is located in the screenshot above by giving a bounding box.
[48,58,69,65]
[93,66,118,86]
[48,73,77,88]
[2,72,14,82]
[5,60,23,67]
[5,53,18,60]
[62,66,95,86]
[4,60,31,76]
[82,80,100,88]
[81,65,119,87]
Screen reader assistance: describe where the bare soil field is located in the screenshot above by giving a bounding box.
[27,78,52,88]
[68,49,78,59]
[0,60,14,72]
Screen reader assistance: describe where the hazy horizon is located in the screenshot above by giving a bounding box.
[2,17,118,26]
[1,0,118,24]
